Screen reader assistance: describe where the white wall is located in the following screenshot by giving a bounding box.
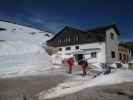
[55,28,119,64]
[105,28,119,63]
[57,42,106,63]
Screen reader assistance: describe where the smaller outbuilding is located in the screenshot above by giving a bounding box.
[118,43,129,63]
[126,42,133,69]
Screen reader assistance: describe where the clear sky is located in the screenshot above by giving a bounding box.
[0,0,132,41]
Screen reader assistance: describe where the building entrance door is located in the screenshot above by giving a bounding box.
[74,54,84,65]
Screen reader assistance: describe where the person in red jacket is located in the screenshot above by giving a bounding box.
[67,57,75,74]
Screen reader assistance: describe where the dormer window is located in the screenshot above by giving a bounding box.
[110,33,114,40]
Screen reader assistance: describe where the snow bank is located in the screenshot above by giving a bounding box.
[0,21,54,78]
[51,54,73,65]
[51,54,63,65]
[91,63,103,71]
[0,41,43,56]
[0,41,53,78]
[38,69,133,99]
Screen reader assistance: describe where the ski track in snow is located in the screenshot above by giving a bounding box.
[38,69,133,100]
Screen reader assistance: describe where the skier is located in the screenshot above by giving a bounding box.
[66,57,75,74]
[80,59,88,76]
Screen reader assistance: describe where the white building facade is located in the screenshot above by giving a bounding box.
[47,24,120,64]
[105,27,119,63]
[57,42,106,64]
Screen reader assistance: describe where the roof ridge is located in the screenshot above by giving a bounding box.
[63,26,87,33]
[87,24,116,31]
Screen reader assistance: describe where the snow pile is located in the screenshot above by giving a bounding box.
[38,69,133,99]
[122,63,129,69]
[51,54,62,65]
[51,54,73,65]
[129,59,133,63]
[0,41,43,56]
[0,41,52,78]
[91,63,103,71]
[0,21,54,78]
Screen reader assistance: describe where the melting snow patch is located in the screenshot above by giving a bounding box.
[38,69,133,99]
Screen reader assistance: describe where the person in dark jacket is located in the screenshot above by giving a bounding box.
[79,59,88,76]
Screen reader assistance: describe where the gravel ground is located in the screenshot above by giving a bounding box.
[0,69,133,100]
[50,82,133,100]
[0,73,67,100]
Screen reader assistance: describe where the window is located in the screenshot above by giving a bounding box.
[96,35,103,41]
[59,40,61,44]
[64,38,66,42]
[65,47,71,50]
[60,40,62,44]
[73,37,75,43]
[65,37,67,43]
[88,34,91,38]
[57,40,60,45]
[131,49,133,57]
[110,33,114,40]
[123,54,126,60]
[111,51,115,58]
[119,53,122,60]
[91,52,97,58]
[75,46,79,50]
[59,48,62,51]
[68,36,71,42]
[76,36,79,42]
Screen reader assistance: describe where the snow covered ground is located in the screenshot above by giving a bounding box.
[0,21,53,78]
[38,69,133,99]
[0,41,53,78]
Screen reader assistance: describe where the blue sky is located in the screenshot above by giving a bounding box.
[0,0,132,41]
